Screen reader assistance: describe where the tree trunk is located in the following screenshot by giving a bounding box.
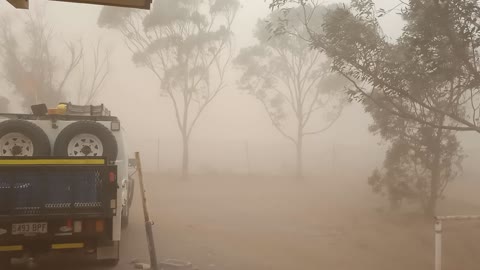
[426,128,443,216]
[181,133,189,180]
[296,129,303,179]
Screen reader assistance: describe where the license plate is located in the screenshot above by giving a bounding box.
[12,223,48,235]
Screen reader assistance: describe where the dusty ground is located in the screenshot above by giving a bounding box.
[31,173,480,270]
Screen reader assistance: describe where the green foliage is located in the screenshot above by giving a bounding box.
[235,5,348,177]
[264,0,478,211]
[363,79,464,213]
[268,0,480,131]
[98,0,237,101]
[235,6,346,139]
[367,110,464,212]
[266,0,477,207]
[98,0,239,177]
[324,1,480,131]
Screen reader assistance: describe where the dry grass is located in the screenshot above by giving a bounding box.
[122,173,480,270]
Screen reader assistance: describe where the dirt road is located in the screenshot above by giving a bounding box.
[27,173,480,270]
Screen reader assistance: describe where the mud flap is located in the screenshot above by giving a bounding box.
[96,240,119,260]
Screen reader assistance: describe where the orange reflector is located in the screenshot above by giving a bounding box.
[95,220,105,233]
[47,108,59,115]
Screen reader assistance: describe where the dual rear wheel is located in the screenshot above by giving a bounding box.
[0,120,50,157]
[0,120,123,267]
[0,120,118,161]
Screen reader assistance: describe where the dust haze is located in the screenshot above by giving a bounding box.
[1,0,480,269]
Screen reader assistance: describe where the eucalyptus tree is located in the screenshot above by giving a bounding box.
[99,0,239,178]
[235,6,346,178]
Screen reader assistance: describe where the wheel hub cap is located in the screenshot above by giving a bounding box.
[0,132,34,156]
[67,133,103,157]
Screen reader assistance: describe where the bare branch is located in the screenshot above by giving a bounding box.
[56,41,83,96]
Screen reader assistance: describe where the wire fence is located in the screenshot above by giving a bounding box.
[129,136,386,177]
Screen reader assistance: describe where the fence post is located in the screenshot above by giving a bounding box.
[244,141,251,175]
[435,219,442,270]
[135,152,159,270]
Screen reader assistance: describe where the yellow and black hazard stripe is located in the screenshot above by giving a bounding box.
[0,245,23,252]
[51,243,84,250]
[0,158,105,165]
[0,243,85,251]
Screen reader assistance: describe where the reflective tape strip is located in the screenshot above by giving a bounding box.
[0,245,23,251]
[0,159,105,165]
[51,243,84,249]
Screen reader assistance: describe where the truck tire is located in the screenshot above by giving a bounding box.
[54,121,118,162]
[122,178,134,229]
[0,120,51,157]
[128,177,135,208]
[121,202,130,229]
[97,241,120,267]
[121,213,129,229]
[101,259,120,267]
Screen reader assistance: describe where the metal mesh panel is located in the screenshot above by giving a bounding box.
[74,202,102,208]
[0,172,11,215]
[13,171,42,215]
[0,166,107,216]
[45,169,103,210]
[72,169,100,204]
[46,171,73,208]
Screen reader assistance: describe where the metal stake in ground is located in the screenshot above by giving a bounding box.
[433,215,480,270]
[434,219,442,270]
[136,152,159,270]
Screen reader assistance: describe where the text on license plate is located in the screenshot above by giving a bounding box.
[12,223,48,235]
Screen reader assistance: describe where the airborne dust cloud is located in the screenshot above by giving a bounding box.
[1,0,480,269]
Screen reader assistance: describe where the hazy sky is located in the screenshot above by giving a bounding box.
[1,0,479,177]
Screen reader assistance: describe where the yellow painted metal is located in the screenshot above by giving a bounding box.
[0,245,23,252]
[0,159,105,165]
[51,243,84,250]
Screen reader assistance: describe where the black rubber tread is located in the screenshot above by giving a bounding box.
[99,258,120,268]
[53,121,118,162]
[121,212,129,229]
[97,242,120,267]
[128,177,135,208]
[122,178,134,229]
[0,120,51,156]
